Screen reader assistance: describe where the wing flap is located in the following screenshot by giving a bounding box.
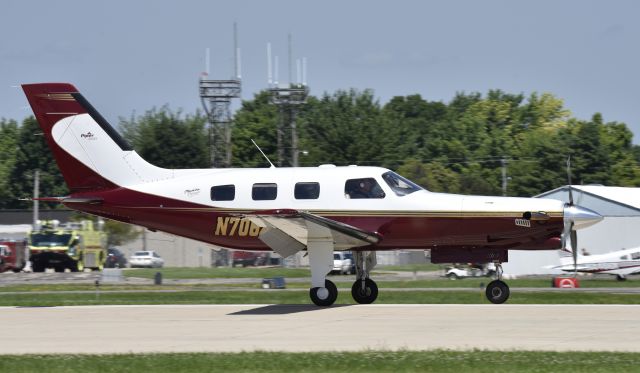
[244,210,381,257]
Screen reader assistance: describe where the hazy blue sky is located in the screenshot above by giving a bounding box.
[2,0,639,143]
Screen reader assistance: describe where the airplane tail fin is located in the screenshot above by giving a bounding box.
[22,83,170,194]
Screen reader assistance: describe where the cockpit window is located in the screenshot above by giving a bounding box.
[345,178,385,199]
[381,171,423,196]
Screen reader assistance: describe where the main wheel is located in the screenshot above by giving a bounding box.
[351,278,378,304]
[485,280,510,304]
[309,279,338,306]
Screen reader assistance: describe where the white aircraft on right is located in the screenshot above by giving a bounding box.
[555,247,640,281]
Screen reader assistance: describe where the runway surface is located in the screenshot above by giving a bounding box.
[2,304,639,354]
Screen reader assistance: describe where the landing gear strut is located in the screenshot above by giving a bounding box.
[307,223,338,306]
[485,262,510,304]
[352,251,378,304]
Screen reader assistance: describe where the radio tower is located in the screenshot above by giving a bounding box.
[199,23,242,168]
[267,34,309,167]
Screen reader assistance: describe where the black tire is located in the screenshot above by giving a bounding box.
[12,264,25,273]
[485,280,510,304]
[446,273,459,280]
[351,278,378,304]
[54,266,65,273]
[32,262,45,273]
[309,279,338,306]
[616,275,627,282]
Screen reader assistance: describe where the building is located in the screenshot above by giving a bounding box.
[503,185,640,275]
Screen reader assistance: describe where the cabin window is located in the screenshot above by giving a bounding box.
[344,178,385,199]
[210,185,235,201]
[252,183,278,200]
[620,255,629,260]
[632,252,640,260]
[382,171,423,196]
[295,182,320,199]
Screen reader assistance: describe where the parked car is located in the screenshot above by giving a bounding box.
[332,251,355,275]
[231,250,270,267]
[129,250,164,268]
[445,263,496,280]
[105,247,128,268]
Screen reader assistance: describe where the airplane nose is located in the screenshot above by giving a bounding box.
[563,205,603,230]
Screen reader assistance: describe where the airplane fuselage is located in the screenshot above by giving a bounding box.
[64,166,566,254]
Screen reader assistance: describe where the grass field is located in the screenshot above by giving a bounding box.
[0,267,638,306]
[2,270,639,371]
[0,350,638,373]
[0,288,638,307]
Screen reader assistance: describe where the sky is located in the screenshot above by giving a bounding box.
[2,0,640,143]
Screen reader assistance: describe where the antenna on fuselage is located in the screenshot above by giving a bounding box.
[251,139,276,169]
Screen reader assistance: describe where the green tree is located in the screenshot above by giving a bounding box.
[120,107,209,169]
[104,220,141,246]
[301,89,391,167]
[0,119,19,206]
[397,159,460,193]
[5,116,67,209]
[231,91,280,167]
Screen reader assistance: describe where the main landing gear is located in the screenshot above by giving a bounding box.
[308,245,379,306]
[351,251,378,304]
[485,262,510,304]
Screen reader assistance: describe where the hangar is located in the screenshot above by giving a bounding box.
[504,185,640,275]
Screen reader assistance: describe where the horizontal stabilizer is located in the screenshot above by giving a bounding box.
[20,196,103,205]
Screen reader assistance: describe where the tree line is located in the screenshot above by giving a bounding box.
[1,89,639,210]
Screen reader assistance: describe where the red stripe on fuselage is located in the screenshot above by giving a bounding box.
[65,187,564,252]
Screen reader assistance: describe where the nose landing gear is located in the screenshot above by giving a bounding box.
[485,262,510,304]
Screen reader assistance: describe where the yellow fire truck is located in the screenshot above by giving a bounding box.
[28,220,107,272]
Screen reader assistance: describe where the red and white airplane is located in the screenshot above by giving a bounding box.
[22,83,604,306]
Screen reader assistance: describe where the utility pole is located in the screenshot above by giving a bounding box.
[32,170,39,230]
[501,158,508,196]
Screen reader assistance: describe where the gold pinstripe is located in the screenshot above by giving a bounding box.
[36,93,75,101]
[119,206,564,218]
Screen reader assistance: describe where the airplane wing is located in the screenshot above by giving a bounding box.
[242,209,381,258]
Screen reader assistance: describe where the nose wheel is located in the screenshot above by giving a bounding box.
[485,263,510,304]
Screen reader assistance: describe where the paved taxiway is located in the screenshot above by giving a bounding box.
[2,304,639,354]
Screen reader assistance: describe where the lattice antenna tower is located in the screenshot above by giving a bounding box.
[199,22,242,168]
[267,33,309,167]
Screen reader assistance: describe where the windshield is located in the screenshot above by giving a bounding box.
[133,251,151,256]
[381,171,424,196]
[30,233,72,247]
